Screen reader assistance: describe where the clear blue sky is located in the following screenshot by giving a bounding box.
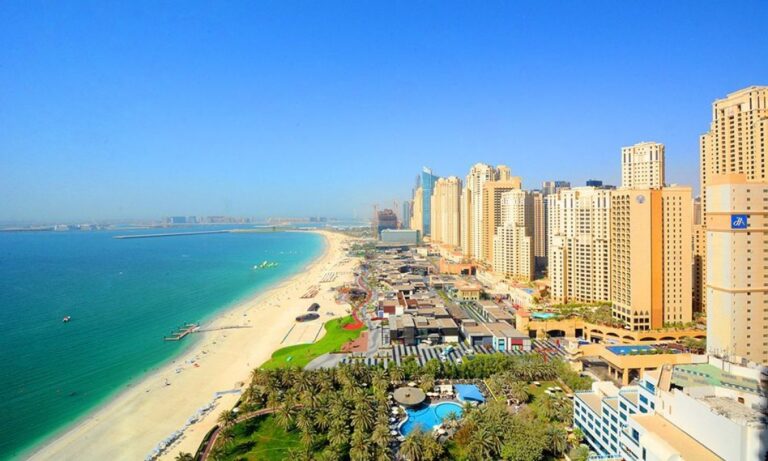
[1,1,766,222]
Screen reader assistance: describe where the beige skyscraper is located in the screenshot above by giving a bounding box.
[482,177,522,264]
[547,187,611,304]
[461,163,512,260]
[493,190,534,281]
[706,174,768,364]
[430,176,461,248]
[610,187,692,330]
[410,186,424,236]
[621,142,665,188]
[531,191,546,268]
[697,86,768,313]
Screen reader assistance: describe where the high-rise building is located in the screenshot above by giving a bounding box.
[706,174,768,364]
[697,86,768,314]
[373,209,398,238]
[621,141,665,188]
[482,177,523,264]
[531,191,546,269]
[493,190,534,281]
[430,176,462,248]
[420,167,439,236]
[610,187,693,330]
[401,200,411,229]
[462,163,501,259]
[542,180,570,196]
[410,186,424,235]
[586,179,603,187]
[547,187,612,304]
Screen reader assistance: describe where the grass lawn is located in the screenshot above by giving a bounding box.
[528,380,559,402]
[220,414,300,461]
[260,315,366,370]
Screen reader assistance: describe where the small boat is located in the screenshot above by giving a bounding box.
[62,316,71,323]
[254,260,279,269]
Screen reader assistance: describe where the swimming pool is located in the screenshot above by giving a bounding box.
[399,402,463,435]
[607,345,677,355]
[531,312,556,320]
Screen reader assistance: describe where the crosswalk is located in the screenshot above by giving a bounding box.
[338,339,565,368]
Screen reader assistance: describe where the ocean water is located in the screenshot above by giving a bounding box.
[0,228,324,459]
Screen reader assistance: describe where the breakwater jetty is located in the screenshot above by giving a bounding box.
[113,226,293,239]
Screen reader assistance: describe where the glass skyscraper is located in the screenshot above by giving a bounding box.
[421,166,439,236]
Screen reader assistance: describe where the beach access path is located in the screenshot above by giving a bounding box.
[28,230,358,461]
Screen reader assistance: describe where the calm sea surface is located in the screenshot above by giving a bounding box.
[0,228,324,459]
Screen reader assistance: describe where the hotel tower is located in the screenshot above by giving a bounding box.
[701,86,768,364]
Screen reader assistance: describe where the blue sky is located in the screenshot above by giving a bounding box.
[1,1,766,222]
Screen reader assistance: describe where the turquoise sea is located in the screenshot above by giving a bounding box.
[0,228,324,459]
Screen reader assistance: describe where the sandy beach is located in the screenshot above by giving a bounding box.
[28,230,357,461]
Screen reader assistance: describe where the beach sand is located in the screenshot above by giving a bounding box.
[28,230,357,461]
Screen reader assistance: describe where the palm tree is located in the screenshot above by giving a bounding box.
[218,428,236,448]
[217,409,237,429]
[351,401,374,432]
[175,453,194,461]
[275,403,296,430]
[399,432,424,461]
[547,425,568,456]
[422,435,444,461]
[508,380,530,405]
[390,365,405,384]
[371,421,391,450]
[350,429,372,461]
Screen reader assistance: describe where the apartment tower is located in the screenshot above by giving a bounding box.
[430,176,462,248]
[531,191,546,270]
[493,190,534,281]
[461,163,511,260]
[482,176,523,264]
[410,186,424,235]
[621,142,665,188]
[547,187,612,304]
[697,86,768,313]
[419,167,439,236]
[610,187,693,330]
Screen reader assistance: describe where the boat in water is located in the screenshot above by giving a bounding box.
[62,316,71,323]
[253,260,279,269]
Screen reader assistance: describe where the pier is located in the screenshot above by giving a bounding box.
[164,323,200,341]
[114,226,294,239]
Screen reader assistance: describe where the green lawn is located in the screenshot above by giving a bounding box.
[220,414,300,461]
[528,380,559,402]
[260,315,366,370]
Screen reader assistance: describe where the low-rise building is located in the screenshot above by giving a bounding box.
[380,229,420,245]
[388,314,460,345]
[574,356,768,461]
[455,282,483,301]
[462,321,531,352]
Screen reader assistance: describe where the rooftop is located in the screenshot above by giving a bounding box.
[632,413,720,461]
[672,363,763,395]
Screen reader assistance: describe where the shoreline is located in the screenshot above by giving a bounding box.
[26,230,355,460]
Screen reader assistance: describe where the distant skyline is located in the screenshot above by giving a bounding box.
[1,1,766,222]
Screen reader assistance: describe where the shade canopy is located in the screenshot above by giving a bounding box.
[454,384,485,403]
[393,387,426,407]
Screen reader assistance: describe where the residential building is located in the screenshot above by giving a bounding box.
[492,189,534,281]
[482,177,523,264]
[621,141,665,188]
[705,173,768,364]
[531,191,546,269]
[698,86,768,313]
[461,163,513,260]
[410,186,424,235]
[547,187,612,304]
[430,176,462,248]
[542,180,571,196]
[610,187,693,330]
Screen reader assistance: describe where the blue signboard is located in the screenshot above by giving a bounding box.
[377,310,384,318]
[731,214,748,229]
